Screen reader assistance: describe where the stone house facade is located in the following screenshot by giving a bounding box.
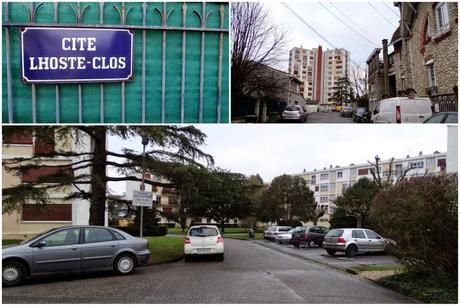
[396,2,458,96]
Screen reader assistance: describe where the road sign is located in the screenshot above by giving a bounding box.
[21,27,133,83]
[132,190,153,207]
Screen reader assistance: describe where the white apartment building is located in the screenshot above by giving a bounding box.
[288,45,350,104]
[292,151,447,224]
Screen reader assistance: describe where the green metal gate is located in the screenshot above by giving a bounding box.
[2,2,229,123]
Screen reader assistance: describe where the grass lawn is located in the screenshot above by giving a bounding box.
[145,236,184,265]
[2,239,22,246]
[352,264,403,273]
[222,232,264,240]
[377,272,457,303]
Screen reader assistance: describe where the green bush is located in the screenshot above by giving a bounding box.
[329,207,358,229]
[371,174,457,279]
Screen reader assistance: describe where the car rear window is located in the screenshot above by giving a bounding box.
[278,227,291,232]
[189,227,219,237]
[327,229,344,237]
[285,106,300,111]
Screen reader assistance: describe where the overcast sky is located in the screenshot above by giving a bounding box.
[262,1,400,71]
[107,125,448,195]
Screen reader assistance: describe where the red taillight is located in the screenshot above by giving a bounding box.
[396,106,401,123]
[185,238,190,244]
[217,236,223,243]
[337,237,346,243]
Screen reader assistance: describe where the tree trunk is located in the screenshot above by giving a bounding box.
[220,220,225,233]
[89,128,107,225]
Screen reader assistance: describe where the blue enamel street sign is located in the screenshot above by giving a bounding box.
[21,27,134,83]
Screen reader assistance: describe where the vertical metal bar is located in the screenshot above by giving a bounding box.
[199,2,206,123]
[180,3,187,123]
[77,2,83,123]
[217,5,224,123]
[120,2,126,123]
[141,2,147,123]
[161,2,167,123]
[5,3,14,123]
[99,2,105,123]
[30,2,37,123]
[54,2,60,123]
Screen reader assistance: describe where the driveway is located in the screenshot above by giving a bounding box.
[306,111,355,123]
[2,239,414,303]
[255,240,399,270]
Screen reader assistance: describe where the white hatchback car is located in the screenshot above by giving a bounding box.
[184,225,224,261]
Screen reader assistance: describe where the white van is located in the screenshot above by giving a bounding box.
[371,97,433,123]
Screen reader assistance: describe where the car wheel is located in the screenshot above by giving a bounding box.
[114,253,136,275]
[326,249,336,256]
[346,244,358,257]
[2,260,28,287]
[308,240,316,248]
[217,253,224,261]
[184,255,191,262]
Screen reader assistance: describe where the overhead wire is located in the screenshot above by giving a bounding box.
[382,2,400,18]
[328,2,375,38]
[318,2,379,47]
[367,2,398,27]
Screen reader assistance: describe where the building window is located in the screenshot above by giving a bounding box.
[435,2,450,34]
[22,204,72,222]
[426,61,437,87]
[358,168,369,176]
[320,184,329,191]
[320,173,329,180]
[337,171,343,179]
[409,161,424,169]
[315,186,319,192]
[233,218,238,224]
[329,194,337,201]
[156,195,162,204]
[437,158,446,171]
[320,196,328,203]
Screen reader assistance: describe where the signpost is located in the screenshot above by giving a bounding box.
[21,27,133,83]
[132,190,153,208]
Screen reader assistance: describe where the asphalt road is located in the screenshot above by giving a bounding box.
[306,111,355,123]
[256,240,399,270]
[2,239,415,303]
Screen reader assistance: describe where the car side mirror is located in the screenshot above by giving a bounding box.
[33,241,47,248]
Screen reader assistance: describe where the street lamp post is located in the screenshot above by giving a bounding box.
[140,136,149,238]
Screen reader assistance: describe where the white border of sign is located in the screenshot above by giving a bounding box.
[21,27,134,83]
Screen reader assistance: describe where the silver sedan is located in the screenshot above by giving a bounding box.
[2,225,151,287]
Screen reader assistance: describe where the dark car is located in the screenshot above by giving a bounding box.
[423,112,458,123]
[291,226,329,248]
[353,107,371,123]
[340,105,353,117]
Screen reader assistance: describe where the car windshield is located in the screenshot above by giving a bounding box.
[278,227,291,232]
[19,228,59,245]
[189,227,219,237]
[285,106,300,111]
[327,229,344,238]
[356,108,368,114]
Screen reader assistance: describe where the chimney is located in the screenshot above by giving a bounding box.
[406,155,410,158]
[382,39,390,97]
[434,150,440,154]
[419,151,423,156]
[329,165,333,169]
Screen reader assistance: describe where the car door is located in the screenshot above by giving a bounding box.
[31,227,82,274]
[81,227,120,272]
[364,229,385,252]
[351,229,369,252]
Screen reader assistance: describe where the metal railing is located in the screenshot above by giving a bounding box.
[430,93,458,112]
[2,2,229,124]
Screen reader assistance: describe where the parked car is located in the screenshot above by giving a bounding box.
[353,107,371,123]
[184,225,224,262]
[323,228,388,257]
[281,105,307,122]
[263,226,292,241]
[423,112,458,123]
[291,226,329,248]
[371,97,433,123]
[275,227,305,244]
[2,226,151,287]
[340,105,353,117]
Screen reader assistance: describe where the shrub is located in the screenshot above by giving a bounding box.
[371,174,457,278]
[120,225,168,237]
[329,207,358,229]
[278,219,303,227]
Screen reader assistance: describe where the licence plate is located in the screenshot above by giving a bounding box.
[197,248,211,253]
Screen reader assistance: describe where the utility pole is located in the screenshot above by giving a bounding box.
[139,136,149,238]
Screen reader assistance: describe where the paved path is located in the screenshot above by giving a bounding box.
[2,239,415,303]
[306,111,355,123]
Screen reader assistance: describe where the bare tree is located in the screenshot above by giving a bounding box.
[231,2,288,103]
[349,65,368,98]
[368,155,414,190]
